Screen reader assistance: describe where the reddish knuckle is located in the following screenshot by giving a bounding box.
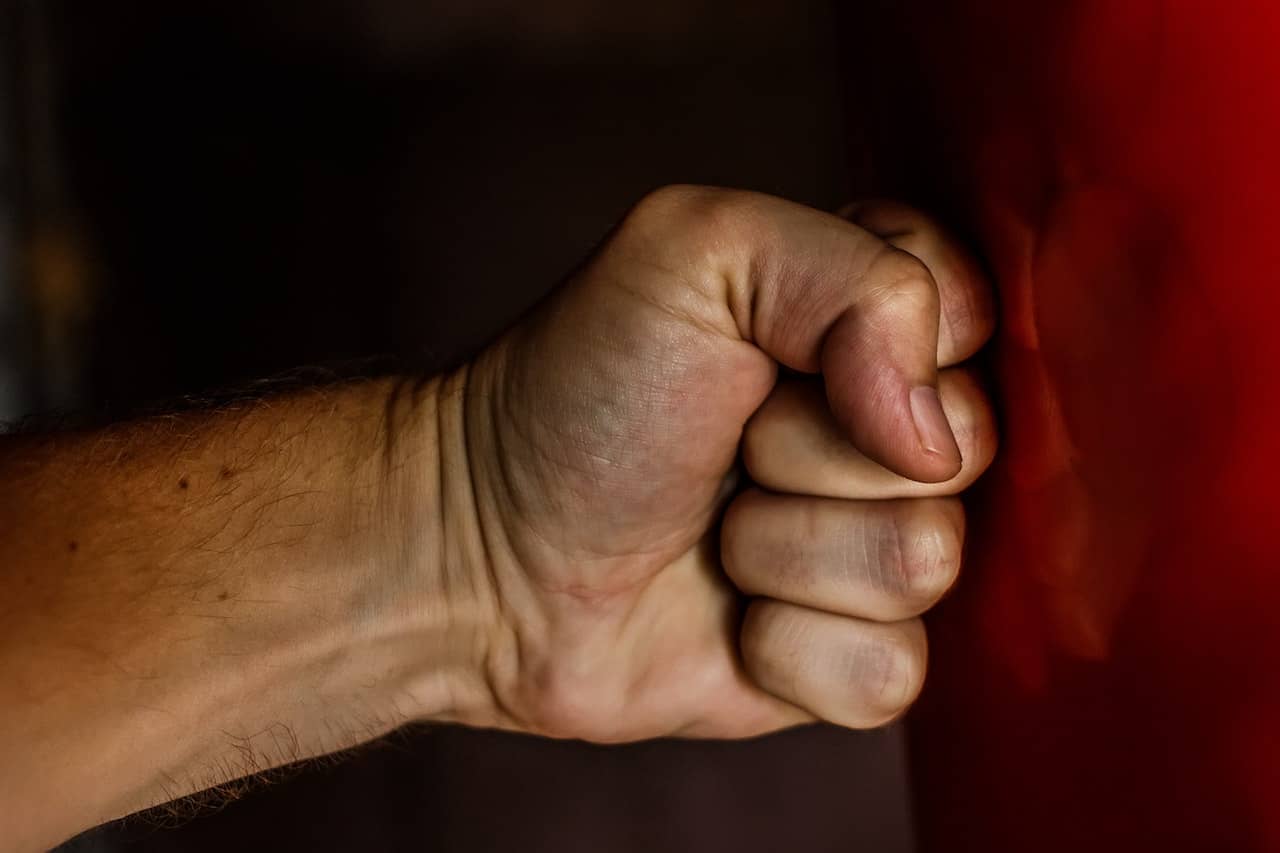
[895,505,962,607]
[849,629,926,726]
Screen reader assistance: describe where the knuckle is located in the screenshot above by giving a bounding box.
[623,185,762,301]
[628,184,752,248]
[851,628,927,726]
[864,247,937,307]
[892,501,964,607]
[630,183,709,224]
[943,372,999,481]
[937,269,996,364]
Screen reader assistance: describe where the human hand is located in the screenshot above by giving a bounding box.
[441,186,997,740]
[0,186,993,848]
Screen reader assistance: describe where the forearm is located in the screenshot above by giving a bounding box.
[0,372,493,850]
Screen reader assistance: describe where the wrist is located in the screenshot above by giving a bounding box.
[374,368,503,729]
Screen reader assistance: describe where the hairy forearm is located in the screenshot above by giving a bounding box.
[0,372,493,850]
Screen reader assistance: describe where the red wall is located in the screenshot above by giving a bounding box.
[883,1,1280,848]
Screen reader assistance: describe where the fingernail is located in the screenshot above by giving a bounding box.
[909,385,962,465]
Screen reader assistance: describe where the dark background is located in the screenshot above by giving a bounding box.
[3,1,927,849]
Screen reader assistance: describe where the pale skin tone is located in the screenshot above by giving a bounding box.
[0,187,996,851]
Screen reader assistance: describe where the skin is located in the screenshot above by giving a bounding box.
[0,187,995,851]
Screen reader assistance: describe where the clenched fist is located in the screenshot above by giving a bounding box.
[445,186,997,740]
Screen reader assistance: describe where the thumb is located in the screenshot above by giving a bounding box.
[819,247,961,483]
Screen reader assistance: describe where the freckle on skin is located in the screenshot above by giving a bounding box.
[67,540,78,553]
[217,590,229,601]
[178,477,189,490]
[219,466,234,480]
